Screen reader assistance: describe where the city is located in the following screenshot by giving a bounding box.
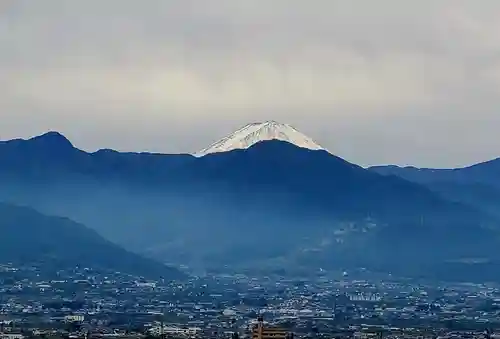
[1,263,500,339]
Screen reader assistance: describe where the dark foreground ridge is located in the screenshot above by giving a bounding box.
[0,202,185,280]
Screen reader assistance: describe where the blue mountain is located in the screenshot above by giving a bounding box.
[0,202,184,279]
[0,131,498,280]
[370,158,500,219]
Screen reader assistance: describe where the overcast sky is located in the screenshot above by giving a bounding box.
[2,1,500,167]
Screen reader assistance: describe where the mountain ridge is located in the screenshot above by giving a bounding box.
[1,130,499,280]
[370,158,500,220]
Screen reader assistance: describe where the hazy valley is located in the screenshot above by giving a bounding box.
[1,122,500,281]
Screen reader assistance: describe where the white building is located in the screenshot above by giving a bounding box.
[65,315,85,323]
[0,334,24,339]
[149,326,201,337]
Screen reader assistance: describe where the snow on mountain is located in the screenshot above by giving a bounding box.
[195,120,329,157]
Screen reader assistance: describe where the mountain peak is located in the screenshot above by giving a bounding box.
[195,121,328,156]
[28,131,74,149]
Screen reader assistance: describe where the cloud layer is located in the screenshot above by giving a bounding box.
[2,0,500,166]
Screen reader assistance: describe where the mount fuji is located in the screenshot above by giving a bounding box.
[195,120,328,156]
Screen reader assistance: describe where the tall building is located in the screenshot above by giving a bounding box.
[251,317,292,339]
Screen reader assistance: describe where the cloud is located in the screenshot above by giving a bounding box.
[1,0,500,166]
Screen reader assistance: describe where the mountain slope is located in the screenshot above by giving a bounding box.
[0,130,499,279]
[191,141,499,259]
[370,159,500,217]
[0,202,184,279]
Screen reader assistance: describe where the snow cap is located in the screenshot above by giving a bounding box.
[195,120,327,157]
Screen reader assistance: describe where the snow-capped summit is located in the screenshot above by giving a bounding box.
[195,120,328,157]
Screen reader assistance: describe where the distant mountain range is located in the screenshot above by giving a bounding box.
[0,202,184,279]
[1,123,500,281]
[370,159,500,219]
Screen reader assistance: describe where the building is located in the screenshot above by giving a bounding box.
[149,326,201,337]
[251,317,291,339]
[65,315,85,323]
[0,334,24,339]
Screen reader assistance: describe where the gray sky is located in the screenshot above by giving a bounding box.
[2,0,500,167]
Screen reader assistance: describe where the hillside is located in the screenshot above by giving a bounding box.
[370,159,500,218]
[0,202,184,280]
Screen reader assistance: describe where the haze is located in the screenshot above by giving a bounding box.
[1,0,500,167]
